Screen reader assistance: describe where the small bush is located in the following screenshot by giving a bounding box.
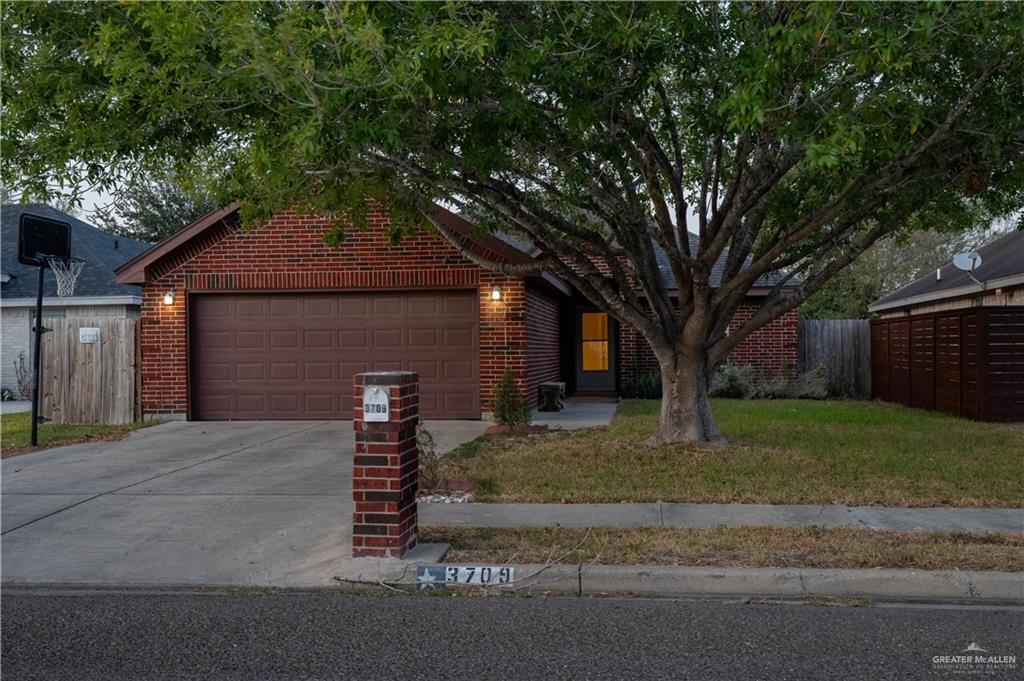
[709,363,759,399]
[417,423,442,493]
[792,361,829,400]
[710,361,830,400]
[491,368,531,426]
[623,370,662,399]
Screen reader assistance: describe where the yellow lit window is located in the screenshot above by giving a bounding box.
[581,312,609,371]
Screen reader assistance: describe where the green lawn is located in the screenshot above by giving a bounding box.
[1,412,149,457]
[444,400,1024,507]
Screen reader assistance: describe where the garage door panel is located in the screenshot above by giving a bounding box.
[304,362,335,380]
[303,329,335,349]
[443,328,474,349]
[236,363,265,381]
[235,331,265,349]
[408,360,439,380]
[191,292,479,419]
[339,330,368,348]
[269,298,300,316]
[373,329,403,348]
[269,330,299,349]
[303,298,334,316]
[373,298,404,316]
[236,298,265,317]
[339,361,368,379]
[408,329,438,348]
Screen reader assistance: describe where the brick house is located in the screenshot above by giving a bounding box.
[115,204,797,420]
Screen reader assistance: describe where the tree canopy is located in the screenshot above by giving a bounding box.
[3,2,1023,443]
[92,168,214,242]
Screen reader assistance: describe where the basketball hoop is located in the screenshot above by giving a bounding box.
[46,256,86,297]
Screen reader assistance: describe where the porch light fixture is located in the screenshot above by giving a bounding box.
[163,291,175,306]
[490,285,502,301]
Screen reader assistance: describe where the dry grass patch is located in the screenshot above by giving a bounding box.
[423,526,1024,572]
[443,400,1024,507]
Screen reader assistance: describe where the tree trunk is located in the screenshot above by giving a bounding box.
[647,349,727,447]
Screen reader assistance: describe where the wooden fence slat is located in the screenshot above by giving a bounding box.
[38,318,139,425]
[798,319,871,397]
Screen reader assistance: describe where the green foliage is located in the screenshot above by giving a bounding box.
[710,362,829,400]
[709,363,761,399]
[491,368,531,426]
[3,2,1023,443]
[92,167,214,242]
[622,371,662,400]
[800,224,1009,319]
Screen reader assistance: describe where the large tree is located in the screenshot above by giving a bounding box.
[799,223,1005,320]
[92,167,215,242]
[3,3,1022,444]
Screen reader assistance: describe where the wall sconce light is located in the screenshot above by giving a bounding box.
[163,291,175,306]
[490,285,502,301]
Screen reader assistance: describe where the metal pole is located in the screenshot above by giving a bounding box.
[30,264,45,446]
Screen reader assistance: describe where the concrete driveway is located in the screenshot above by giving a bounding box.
[2,419,486,587]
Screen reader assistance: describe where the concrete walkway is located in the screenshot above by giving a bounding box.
[531,398,618,429]
[1,400,32,414]
[420,502,1024,533]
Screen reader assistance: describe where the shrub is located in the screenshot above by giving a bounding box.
[417,423,442,493]
[791,361,830,399]
[709,363,759,399]
[710,361,831,400]
[623,370,662,399]
[491,368,531,425]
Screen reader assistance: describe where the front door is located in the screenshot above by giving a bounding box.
[574,309,616,393]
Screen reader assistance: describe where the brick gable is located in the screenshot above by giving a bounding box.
[140,209,528,417]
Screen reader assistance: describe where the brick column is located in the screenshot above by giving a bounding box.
[352,371,419,558]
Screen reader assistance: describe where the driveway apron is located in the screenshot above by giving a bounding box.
[2,421,353,587]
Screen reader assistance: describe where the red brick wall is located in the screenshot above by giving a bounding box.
[619,301,799,385]
[140,209,529,418]
[525,285,562,406]
[726,305,800,378]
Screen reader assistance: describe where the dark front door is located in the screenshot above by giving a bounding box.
[574,309,616,393]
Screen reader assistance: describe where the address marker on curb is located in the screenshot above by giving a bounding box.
[417,565,515,590]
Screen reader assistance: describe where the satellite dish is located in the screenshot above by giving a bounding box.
[953,252,982,272]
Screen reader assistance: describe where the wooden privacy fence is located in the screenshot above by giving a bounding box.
[39,318,140,425]
[870,308,1024,422]
[798,319,871,397]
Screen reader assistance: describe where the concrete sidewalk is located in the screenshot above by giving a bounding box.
[420,502,1024,533]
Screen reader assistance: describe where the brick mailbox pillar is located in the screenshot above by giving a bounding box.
[352,371,419,558]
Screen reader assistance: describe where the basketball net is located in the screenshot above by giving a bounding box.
[46,256,86,297]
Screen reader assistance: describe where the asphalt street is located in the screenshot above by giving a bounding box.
[2,590,1020,680]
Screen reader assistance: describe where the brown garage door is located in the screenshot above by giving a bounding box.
[189,291,479,420]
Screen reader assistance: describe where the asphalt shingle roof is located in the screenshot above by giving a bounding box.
[494,229,795,289]
[870,229,1024,310]
[1,204,149,300]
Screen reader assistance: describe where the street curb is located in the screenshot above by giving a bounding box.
[368,563,1023,603]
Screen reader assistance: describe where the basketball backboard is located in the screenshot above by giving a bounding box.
[18,213,71,267]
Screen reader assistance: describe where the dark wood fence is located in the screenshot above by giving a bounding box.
[797,320,871,397]
[870,307,1024,421]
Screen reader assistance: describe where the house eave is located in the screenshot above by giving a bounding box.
[867,273,1024,313]
[0,295,142,308]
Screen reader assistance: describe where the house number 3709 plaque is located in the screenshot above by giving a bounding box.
[362,386,390,422]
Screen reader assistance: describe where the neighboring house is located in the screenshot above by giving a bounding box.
[115,204,799,421]
[1,204,150,397]
[868,229,1024,421]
